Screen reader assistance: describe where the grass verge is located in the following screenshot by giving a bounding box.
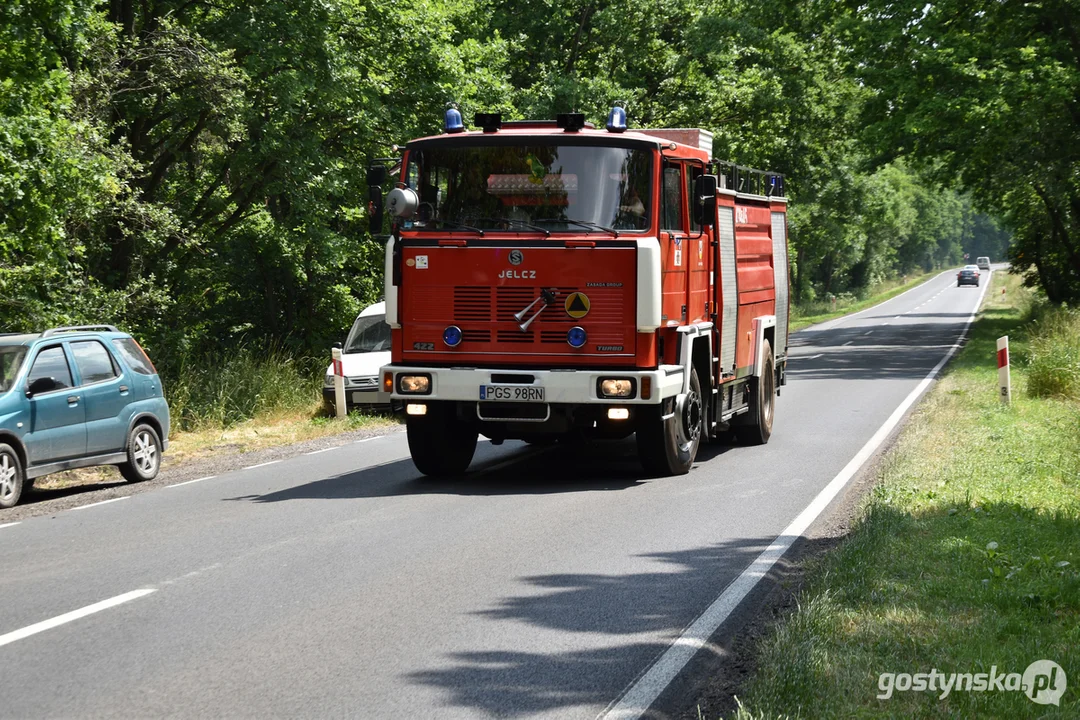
[791,271,941,332]
[729,271,1080,718]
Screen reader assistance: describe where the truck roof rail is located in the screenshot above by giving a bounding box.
[41,325,120,337]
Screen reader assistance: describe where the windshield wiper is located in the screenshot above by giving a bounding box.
[498,218,551,236]
[419,219,484,235]
[535,218,619,238]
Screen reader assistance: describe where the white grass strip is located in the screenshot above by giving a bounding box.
[0,589,156,649]
[243,460,281,470]
[0,522,21,530]
[167,476,215,488]
[71,496,129,511]
[600,273,991,720]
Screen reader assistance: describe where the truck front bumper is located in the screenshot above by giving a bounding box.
[383,365,686,405]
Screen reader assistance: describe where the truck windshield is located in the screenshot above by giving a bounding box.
[0,346,26,394]
[345,315,391,353]
[405,143,653,232]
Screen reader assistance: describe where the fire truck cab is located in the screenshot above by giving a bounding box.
[374,107,789,477]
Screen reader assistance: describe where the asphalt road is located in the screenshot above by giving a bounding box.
[0,269,992,719]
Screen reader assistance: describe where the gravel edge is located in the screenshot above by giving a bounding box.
[4,423,406,522]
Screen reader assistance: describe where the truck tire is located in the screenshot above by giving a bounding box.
[736,339,775,445]
[406,402,478,477]
[636,367,703,476]
[0,443,24,509]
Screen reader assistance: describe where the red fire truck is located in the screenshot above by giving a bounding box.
[370,106,789,477]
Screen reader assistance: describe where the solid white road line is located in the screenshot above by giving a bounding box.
[243,460,281,470]
[0,522,20,530]
[167,476,216,488]
[600,272,992,720]
[354,436,385,444]
[71,496,129,511]
[0,589,156,649]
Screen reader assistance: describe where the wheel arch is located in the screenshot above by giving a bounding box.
[128,413,164,447]
[0,431,27,470]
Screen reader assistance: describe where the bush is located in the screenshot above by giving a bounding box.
[164,345,323,431]
[1026,305,1080,400]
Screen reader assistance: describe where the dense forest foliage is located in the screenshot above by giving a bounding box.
[3,0,1067,368]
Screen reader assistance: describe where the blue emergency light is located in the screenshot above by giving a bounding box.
[444,105,464,134]
[606,104,627,133]
[567,326,587,348]
[443,325,463,347]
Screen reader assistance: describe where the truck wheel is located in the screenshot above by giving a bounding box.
[736,339,775,445]
[636,368,703,476]
[0,444,25,509]
[406,403,478,477]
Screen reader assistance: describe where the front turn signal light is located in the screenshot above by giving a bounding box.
[382,371,394,393]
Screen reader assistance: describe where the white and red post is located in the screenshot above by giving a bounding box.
[997,336,1011,405]
[332,346,347,418]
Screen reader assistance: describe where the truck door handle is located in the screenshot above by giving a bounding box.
[67,395,80,404]
[119,385,129,393]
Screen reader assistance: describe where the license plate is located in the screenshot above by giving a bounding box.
[479,385,545,402]
[352,391,374,403]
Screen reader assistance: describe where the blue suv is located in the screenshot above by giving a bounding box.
[0,326,171,508]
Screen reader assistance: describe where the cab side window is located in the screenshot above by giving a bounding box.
[71,340,118,385]
[687,165,703,232]
[27,346,74,390]
[661,166,684,231]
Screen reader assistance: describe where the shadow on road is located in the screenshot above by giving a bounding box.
[405,535,809,717]
[227,439,654,503]
[229,431,740,505]
[787,318,972,381]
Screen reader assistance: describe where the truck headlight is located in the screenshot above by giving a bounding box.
[598,378,635,398]
[397,374,431,394]
[324,374,334,387]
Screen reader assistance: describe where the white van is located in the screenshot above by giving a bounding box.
[976,256,991,270]
[323,302,392,411]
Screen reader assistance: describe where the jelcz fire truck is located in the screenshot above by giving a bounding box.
[371,106,789,476]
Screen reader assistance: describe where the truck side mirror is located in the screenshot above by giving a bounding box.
[367,163,388,235]
[694,174,718,227]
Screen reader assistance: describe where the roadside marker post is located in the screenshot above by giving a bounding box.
[997,335,1011,404]
[332,346,347,418]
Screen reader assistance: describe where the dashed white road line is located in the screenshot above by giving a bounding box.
[600,271,992,720]
[243,460,281,470]
[304,447,340,456]
[842,340,853,346]
[0,522,21,530]
[801,354,823,360]
[71,496,129,511]
[862,330,874,336]
[167,476,216,488]
[0,589,156,649]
